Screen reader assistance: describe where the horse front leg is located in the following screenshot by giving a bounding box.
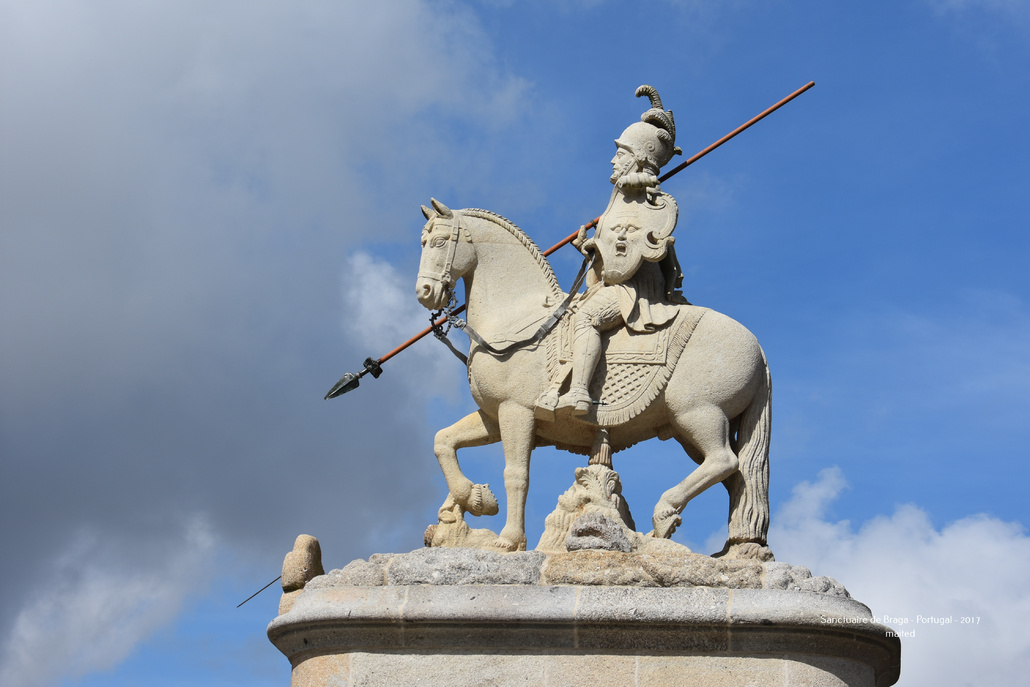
[434,410,501,516]
[492,401,536,551]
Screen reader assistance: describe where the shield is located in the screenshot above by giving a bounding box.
[595,190,678,285]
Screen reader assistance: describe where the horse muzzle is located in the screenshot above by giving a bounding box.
[415,276,450,310]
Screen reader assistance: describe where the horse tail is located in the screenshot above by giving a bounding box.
[725,348,771,548]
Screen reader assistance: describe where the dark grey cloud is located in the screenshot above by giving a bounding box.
[0,1,532,681]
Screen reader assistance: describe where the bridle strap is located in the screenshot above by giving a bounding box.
[417,216,463,285]
[431,253,594,365]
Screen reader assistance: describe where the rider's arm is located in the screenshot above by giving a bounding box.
[572,225,602,287]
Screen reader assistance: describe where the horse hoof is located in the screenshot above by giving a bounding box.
[490,535,526,552]
[466,484,499,517]
[651,507,682,539]
[712,541,774,561]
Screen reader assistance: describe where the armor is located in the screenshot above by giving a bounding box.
[547,85,685,416]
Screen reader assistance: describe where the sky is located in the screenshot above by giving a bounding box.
[1,1,1028,685]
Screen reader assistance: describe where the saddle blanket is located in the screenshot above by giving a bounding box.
[548,304,707,426]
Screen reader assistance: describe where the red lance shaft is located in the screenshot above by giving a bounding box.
[325,81,815,399]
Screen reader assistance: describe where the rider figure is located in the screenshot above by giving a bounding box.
[555,85,686,415]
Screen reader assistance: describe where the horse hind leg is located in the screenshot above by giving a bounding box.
[434,410,501,516]
[715,369,772,560]
[653,405,739,538]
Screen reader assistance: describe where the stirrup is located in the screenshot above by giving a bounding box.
[556,386,592,415]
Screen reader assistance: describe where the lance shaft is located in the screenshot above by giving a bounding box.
[542,80,815,256]
[327,81,814,397]
[374,213,597,369]
[377,208,608,366]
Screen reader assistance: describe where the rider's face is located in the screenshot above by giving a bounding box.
[610,144,634,183]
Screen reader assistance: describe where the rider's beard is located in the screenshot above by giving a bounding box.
[610,155,637,185]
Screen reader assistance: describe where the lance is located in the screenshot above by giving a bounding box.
[325,80,815,399]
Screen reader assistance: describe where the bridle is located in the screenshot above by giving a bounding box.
[419,210,593,367]
[419,214,471,362]
[418,214,468,288]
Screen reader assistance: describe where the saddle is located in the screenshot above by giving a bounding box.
[540,303,707,427]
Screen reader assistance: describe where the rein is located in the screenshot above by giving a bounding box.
[427,215,592,365]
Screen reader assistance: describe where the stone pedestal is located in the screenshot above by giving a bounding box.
[268,550,900,687]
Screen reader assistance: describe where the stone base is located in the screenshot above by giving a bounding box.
[268,552,900,687]
[280,650,879,687]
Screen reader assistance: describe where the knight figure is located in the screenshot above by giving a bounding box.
[547,85,687,416]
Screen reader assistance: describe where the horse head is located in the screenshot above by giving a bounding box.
[416,198,475,311]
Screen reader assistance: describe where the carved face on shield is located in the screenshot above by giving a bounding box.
[595,190,678,285]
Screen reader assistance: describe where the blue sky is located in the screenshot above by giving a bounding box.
[1,1,1028,685]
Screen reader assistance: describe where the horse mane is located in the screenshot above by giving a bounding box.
[460,208,564,298]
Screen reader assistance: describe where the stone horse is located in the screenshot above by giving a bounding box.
[415,199,772,559]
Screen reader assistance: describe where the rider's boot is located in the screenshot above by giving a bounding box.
[557,326,601,415]
[557,385,592,415]
[534,385,561,421]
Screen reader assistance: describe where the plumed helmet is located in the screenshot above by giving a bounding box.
[614,85,682,172]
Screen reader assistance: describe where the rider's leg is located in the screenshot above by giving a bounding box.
[564,323,601,413]
[560,288,622,414]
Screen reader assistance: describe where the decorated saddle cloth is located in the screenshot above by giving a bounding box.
[547,303,707,426]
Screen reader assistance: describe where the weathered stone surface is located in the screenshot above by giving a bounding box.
[286,653,349,687]
[538,464,639,553]
[309,548,849,596]
[277,589,302,617]
[269,584,901,686]
[277,534,324,614]
[566,512,634,552]
[636,655,875,687]
[424,493,503,549]
[764,561,851,598]
[641,551,764,589]
[544,550,658,586]
[287,651,876,687]
[308,553,393,588]
[387,547,546,586]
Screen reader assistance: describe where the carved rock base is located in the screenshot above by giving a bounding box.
[429,463,713,557]
[268,549,900,687]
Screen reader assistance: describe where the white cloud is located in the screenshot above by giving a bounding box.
[344,252,432,353]
[0,518,216,687]
[770,468,1030,686]
[341,251,466,402]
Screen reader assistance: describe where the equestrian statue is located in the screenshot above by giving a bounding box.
[414,86,772,560]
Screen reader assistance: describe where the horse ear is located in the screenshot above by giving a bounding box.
[430,198,453,218]
[421,204,433,220]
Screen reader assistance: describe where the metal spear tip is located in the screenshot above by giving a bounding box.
[324,372,361,399]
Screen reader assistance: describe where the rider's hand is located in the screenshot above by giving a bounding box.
[573,225,596,257]
[572,224,588,249]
